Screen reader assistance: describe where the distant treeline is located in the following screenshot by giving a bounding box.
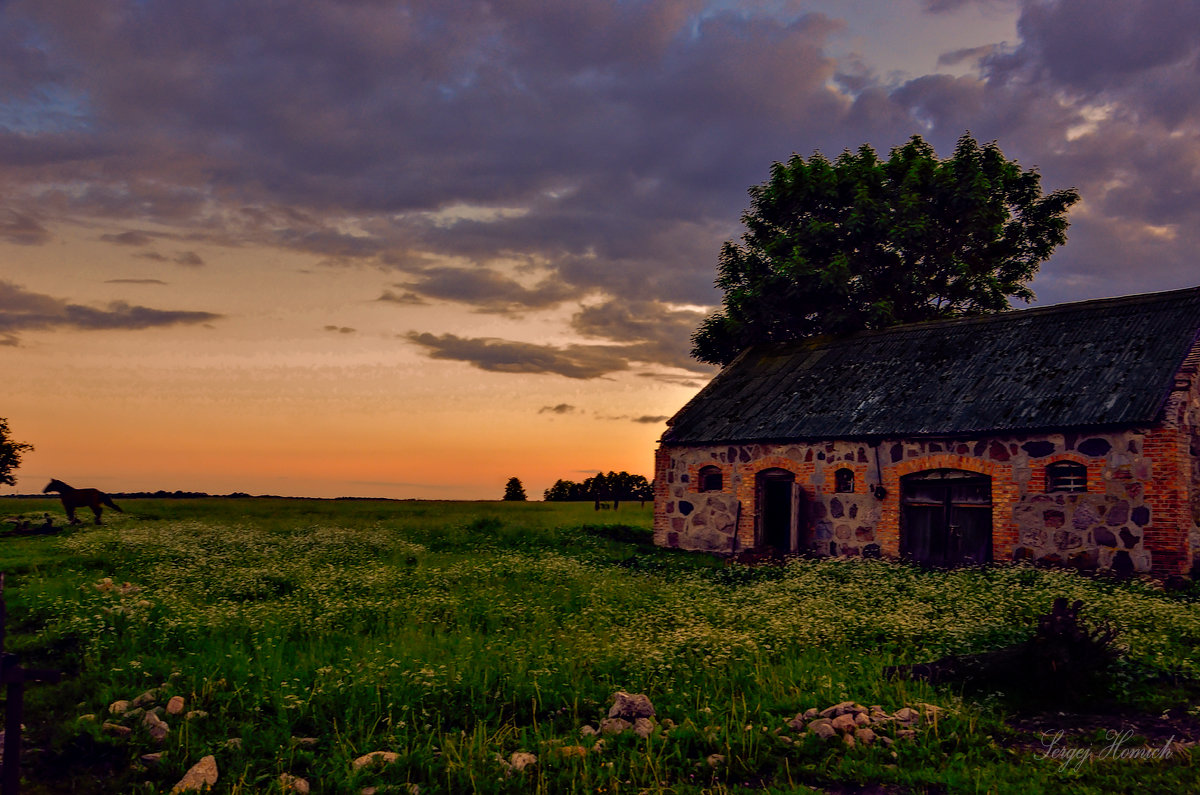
[543,471,652,504]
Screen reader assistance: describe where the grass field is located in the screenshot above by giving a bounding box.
[1,497,1198,793]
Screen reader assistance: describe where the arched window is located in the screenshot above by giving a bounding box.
[698,465,723,492]
[834,468,855,493]
[1046,461,1087,493]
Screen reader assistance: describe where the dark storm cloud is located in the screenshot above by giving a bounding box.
[324,325,356,334]
[4,0,1200,370]
[538,404,577,415]
[0,279,221,343]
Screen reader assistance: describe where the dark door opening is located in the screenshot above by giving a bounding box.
[758,468,798,552]
[901,469,992,566]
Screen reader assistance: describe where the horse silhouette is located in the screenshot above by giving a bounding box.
[43,479,124,525]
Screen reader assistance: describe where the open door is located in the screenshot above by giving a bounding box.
[757,468,800,553]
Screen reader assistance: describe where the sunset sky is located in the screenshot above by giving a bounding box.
[4,0,1200,500]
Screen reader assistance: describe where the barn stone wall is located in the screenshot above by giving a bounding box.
[654,426,1194,576]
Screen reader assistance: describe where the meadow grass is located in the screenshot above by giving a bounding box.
[1,497,1197,793]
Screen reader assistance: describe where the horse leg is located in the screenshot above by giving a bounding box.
[65,504,80,525]
[93,504,103,525]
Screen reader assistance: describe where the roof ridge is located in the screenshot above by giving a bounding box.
[760,285,1200,353]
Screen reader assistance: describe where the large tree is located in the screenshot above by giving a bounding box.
[0,418,34,487]
[692,133,1080,365]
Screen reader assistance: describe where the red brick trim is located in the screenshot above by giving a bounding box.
[878,454,1019,561]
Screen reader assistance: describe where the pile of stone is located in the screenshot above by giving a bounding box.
[87,686,315,793]
[782,701,943,749]
[577,690,669,749]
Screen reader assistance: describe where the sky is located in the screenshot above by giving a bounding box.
[3,0,1200,500]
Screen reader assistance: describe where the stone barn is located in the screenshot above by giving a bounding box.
[654,287,1200,578]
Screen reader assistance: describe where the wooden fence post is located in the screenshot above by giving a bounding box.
[1,573,61,795]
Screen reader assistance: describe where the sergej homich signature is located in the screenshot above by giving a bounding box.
[1040,729,1178,772]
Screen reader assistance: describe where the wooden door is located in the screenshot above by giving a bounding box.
[901,470,992,566]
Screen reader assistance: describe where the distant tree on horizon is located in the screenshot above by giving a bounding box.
[0,417,34,487]
[543,471,652,507]
[502,477,527,501]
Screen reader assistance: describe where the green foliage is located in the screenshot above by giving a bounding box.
[501,476,527,501]
[692,133,1081,365]
[3,498,1198,793]
[0,416,34,486]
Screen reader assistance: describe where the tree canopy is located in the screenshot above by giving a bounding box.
[502,477,527,501]
[543,471,652,504]
[0,417,33,487]
[691,133,1081,365]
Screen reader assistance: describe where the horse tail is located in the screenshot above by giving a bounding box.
[103,495,124,512]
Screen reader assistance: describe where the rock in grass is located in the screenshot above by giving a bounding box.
[171,755,218,792]
[102,722,132,739]
[109,700,130,715]
[608,691,655,720]
[143,711,169,743]
[559,745,588,759]
[706,753,725,768]
[831,713,857,733]
[854,727,877,746]
[352,751,400,770]
[131,690,158,708]
[166,696,185,715]
[279,773,310,793]
[290,736,320,748]
[599,717,631,735]
[808,720,837,741]
[509,752,537,772]
[633,717,654,739]
[140,752,163,767]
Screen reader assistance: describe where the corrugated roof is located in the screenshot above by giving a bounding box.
[662,286,1200,444]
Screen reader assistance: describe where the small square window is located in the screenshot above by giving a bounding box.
[1046,461,1087,493]
[834,468,855,493]
[698,466,723,492]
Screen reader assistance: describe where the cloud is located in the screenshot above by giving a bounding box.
[133,249,205,266]
[3,0,1200,359]
[538,403,577,415]
[0,209,51,245]
[405,332,632,380]
[377,289,427,306]
[632,415,670,424]
[324,325,355,334]
[105,278,168,285]
[101,230,154,246]
[571,299,712,372]
[398,267,582,313]
[0,279,221,342]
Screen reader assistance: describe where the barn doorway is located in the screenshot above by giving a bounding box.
[901,469,992,566]
[757,468,800,553]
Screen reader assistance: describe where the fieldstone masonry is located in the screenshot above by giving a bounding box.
[656,417,1198,577]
